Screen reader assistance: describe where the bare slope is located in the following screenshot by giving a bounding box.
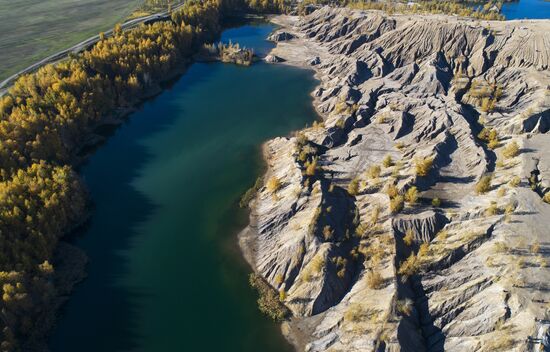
[241,8,550,352]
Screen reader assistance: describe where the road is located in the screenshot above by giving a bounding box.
[0,2,185,94]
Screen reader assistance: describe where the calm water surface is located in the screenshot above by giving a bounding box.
[50,23,317,352]
[502,0,550,19]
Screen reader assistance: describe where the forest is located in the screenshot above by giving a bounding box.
[301,0,506,20]
[0,0,287,350]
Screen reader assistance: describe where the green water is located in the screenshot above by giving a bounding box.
[50,23,318,352]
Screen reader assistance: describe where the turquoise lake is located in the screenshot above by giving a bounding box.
[47,4,549,351]
[50,22,318,352]
[502,0,550,19]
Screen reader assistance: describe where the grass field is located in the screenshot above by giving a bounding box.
[0,0,144,81]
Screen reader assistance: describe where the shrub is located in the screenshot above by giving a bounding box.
[335,117,346,129]
[334,101,349,115]
[531,241,541,254]
[480,97,496,112]
[502,141,520,159]
[404,186,419,204]
[305,157,318,176]
[363,243,384,265]
[488,138,499,150]
[240,176,263,207]
[417,243,430,257]
[509,176,521,187]
[297,144,317,162]
[322,225,334,241]
[355,222,367,238]
[348,177,360,196]
[344,303,364,322]
[394,142,405,151]
[396,299,413,316]
[274,273,284,286]
[366,271,384,289]
[436,229,448,241]
[414,156,434,177]
[386,182,399,198]
[390,195,405,214]
[310,254,325,275]
[376,114,388,124]
[504,202,515,215]
[266,176,282,193]
[495,242,509,253]
[431,197,441,207]
[484,335,515,350]
[249,273,290,322]
[476,175,492,194]
[337,267,346,279]
[478,127,499,149]
[295,132,307,147]
[537,255,547,268]
[383,155,394,168]
[403,229,414,246]
[333,256,348,279]
[366,165,381,179]
[398,254,418,277]
[485,201,499,216]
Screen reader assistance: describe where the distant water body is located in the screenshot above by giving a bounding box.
[502,0,550,19]
[50,22,318,352]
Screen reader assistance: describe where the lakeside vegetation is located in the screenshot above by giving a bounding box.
[0,0,288,349]
[200,42,255,65]
[0,0,516,347]
[0,0,142,82]
[300,0,506,20]
[128,0,185,19]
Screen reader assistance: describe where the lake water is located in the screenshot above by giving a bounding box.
[502,0,550,19]
[50,22,318,352]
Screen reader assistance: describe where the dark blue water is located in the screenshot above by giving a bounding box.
[502,0,550,19]
[50,23,318,352]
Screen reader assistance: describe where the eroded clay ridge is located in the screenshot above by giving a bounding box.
[240,7,550,352]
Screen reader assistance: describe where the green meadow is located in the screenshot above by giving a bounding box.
[0,0,142,81]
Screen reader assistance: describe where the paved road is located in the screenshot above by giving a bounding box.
[0,2,185,94]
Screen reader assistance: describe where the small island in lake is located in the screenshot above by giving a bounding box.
[1,0,550,351]
[198,41,255,66]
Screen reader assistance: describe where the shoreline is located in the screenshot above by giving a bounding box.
[5,5,549,351]
[24,14,268,350]
[26,59,192,351]
[51,18,318,352]
[239,8,550,352]
[237,14,327,352]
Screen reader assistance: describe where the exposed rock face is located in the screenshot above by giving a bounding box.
[241,7,550,352]
[265,54,285,63]
[309,56,321,66]
[268,30,296,42]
